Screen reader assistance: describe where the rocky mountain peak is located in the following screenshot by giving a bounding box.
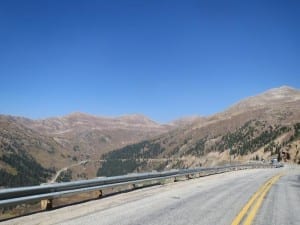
[261,86,299,98]
[118,114,157,125]
[226,86,300,114]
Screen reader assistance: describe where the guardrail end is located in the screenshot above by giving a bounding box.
[41,199,53,210]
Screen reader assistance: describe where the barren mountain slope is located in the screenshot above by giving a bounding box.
[0,113,172,187]
[98,86,300,176]
[25,112,172,154]
[1,86,300,187]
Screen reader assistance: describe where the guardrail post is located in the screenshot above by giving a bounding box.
[41,199,53,210]
[98,190,103,198]
[186,174,192,179]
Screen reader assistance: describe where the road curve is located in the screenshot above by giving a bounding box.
[3,167,299,225]
[254,167,300,225]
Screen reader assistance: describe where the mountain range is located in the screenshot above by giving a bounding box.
[1,86,300,187]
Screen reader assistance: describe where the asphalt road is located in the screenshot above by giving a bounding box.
[254,166,300,225]
[3,167,300,225]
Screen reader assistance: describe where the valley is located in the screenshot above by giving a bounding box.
[1,86,300,187]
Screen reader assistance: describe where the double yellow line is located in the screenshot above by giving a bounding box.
[231,173,283,225]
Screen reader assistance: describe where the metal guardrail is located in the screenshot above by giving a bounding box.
[0,163,272,209]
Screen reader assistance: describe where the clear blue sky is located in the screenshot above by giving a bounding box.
[0,0,299,123]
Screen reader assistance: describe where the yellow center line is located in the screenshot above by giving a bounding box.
[231,175,276,225]
[243,174,282,225]
[231,173,283,225]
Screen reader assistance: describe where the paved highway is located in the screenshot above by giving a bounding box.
[254,167,300,225]
[3,167,300,225]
